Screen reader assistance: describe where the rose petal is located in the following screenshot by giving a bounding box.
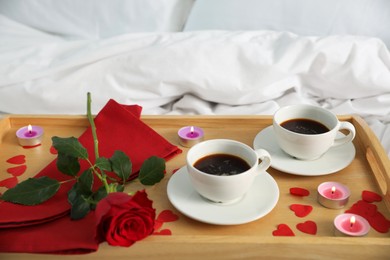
[362,190,382,203]
[272,224,295,236]
[95,191,156,247]
[297,220,317,235]
[7,165,27,177]
[290,187,310,197]
[131,190,154,209]
[290,204,313,218]
[6,155,26,164]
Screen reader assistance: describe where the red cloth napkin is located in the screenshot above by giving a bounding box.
[0,99,181,253]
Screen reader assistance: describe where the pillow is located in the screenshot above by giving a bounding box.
[184,0,390,48]
[0,0,194,39]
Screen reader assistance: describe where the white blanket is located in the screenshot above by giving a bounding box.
[1,15,390,157]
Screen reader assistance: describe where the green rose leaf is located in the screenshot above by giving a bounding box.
[95,157,112,172]
[77,168,94,192]
[2,94,172,222]
[68,191,92,220]
[105,182,125,194]
[68,170,93,220]
[52,136,88,159]
[91,186,108,209]
[116,184,125,192]
[110,150,132,183]
[56,153,80,176]
[138,156,165,185]
[1,176,60,205]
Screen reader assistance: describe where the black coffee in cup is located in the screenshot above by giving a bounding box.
[193,153,250,176]
[281,118,329,135]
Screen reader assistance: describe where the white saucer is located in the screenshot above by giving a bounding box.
[253,126,356,176]
[167,166,279,225]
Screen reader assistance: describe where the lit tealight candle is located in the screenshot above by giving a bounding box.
[334,213,370,237]
[16,124,44,146]
[317,181,350,209]
[178,126,204,147]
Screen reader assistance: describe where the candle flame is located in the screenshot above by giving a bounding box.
[190,126,194,134]
[331,186,336,194]
[27,124,32,133]
[350,216,356,227]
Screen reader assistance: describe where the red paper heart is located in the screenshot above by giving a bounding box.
[7,165,27,177]
[370,212,390,233]
[290,187,310,197]
[297,220,317,235]
[362,190,382,203]
[154,210,179,234]
[50,146,58,155]
[347,200,377,217]
[346,200,390,233]
[156,210,179,223]
[272,224,295,236]
[0,176,18,188]
[154,229,172,236]
[6,155,26,165]
[154,220,163,231]
[290,204,313,218]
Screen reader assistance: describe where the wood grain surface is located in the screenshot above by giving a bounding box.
[0,115,389,259]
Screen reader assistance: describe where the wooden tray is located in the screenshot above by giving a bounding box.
[1,115,389,259]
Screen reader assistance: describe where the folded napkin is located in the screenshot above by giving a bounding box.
[0,99,181,253]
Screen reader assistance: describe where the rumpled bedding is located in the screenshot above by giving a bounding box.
[0,15,389,157]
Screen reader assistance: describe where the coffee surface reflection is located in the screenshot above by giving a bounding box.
[194,153,250,176]
[281,118,329,135]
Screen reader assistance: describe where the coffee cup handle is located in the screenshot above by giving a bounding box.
[255,149,272,172]
[333,122,356,147]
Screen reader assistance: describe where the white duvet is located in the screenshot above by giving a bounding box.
[0,15,390,157]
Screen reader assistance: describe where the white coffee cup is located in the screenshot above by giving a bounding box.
[186,139,271,204]
[273,104,356,160]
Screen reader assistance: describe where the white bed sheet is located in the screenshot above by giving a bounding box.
[0,16,390,157]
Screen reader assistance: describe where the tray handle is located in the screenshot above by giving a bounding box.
[352,116,390,210]
[366,147,389,196]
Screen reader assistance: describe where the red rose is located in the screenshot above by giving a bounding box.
[95,190,156,247]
